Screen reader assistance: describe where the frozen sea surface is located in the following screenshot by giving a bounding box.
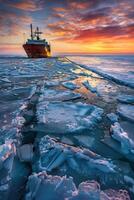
[68,55,134,88]
[0,56,134,199]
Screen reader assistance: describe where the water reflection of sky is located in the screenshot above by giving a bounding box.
[68,55,134,87]
[68,55,134,73]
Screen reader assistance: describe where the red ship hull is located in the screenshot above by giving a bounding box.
[23,44,51,58]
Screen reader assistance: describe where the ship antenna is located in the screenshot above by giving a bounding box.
[37,27,39,40]
[35,26,42,40]
[30,24,33,40]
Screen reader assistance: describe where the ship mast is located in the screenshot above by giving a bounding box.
[30,24,34,40]
[35,27,42,40]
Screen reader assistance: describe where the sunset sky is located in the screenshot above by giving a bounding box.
[0,0,134,55]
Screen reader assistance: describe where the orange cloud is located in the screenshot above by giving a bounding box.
[53,7,66,12]
[0,0,134,55]
[9,0,43,11]
[68,1,89,10]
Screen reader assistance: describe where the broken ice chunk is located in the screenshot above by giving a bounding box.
[0,140,16,171]
[62,82,80,90]
[117,104,134,122]
[34,136,115,174]
[0,140,16,199]
[74,135,95,149]
[124,176,134,193]
[82,80,97,93]
[36,102,103,134]
[70,180,130,200]
[71,180,101,200]
[111,122,134,155]
[107,113,119,123]
[1,77,11,83]
[39,89,82,102]
[44,80,60,87]
[25,172,130,200]
[17,144,33,162]
[25,172,76,200]
[117,94,134,104]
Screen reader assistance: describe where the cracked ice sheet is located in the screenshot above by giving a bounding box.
[0,85,36,102]
[0,100,26,141]
[33,136,134,195]
[34,135,115,174]
[96,82,119,102]
[72,68,119,102]
[25,172,130,200]
[36,102,103,135]
[39,89,82,102]
[0,86,36,140]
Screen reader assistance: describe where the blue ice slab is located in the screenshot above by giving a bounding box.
[62,82,80,90]
[36,102,103,135]
[39,89,82,102]
[34,135,115,174]
[107,113,119,123]
[82,80,97,93]
[25,172,130,200]
[117,94,134,104]
[117,104,134,122]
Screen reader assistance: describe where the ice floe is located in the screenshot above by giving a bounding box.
[111,122,134,156]
[25,171,130,200]
[37,102,103,134]
[117,104,134,122]
[0,140,16,199]
[124,176,134,193]
[82,80,97,93]
[117,94,134,104]
[107,113,119,123]
[17,144,33,162]
[44,80,60,87]
[0,140,32,199]
[39,89,82,102]
[62,81,80,90]
[103,116,134,162]
[1,77,11,83]
[34,135,115,174]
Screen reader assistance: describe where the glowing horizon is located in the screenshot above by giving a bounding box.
[0,0,134,55]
